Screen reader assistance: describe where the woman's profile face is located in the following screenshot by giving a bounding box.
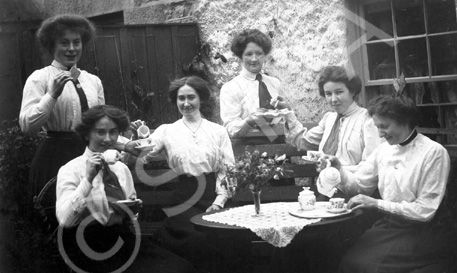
[241,42,265,74]
[177,84,201,118]
[323,81,355,114]
[53,29,82,68]
[87,116,119,153]
[372,114,411,145]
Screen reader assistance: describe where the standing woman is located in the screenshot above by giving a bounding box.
[220,28,284,139]
[321,95,457,272]
[284,66,382,173]
[19,14,104,205]
[140,76,235,272]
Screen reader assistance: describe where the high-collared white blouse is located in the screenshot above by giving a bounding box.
[339,133,450,222]
[56,148,136,228]
[19,60,104,134]
[286,102,383,172]
[144,118,235,208]
[220,68,282,137]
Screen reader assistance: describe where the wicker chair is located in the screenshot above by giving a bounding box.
[33,176,58,234]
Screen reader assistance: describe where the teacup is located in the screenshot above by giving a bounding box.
[137,124,150,139]
[103,149,120,164]
[137,138,151,147]
[329,198,345,210]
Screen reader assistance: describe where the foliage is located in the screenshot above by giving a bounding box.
[0,119,43,213]
[221,150,292,194]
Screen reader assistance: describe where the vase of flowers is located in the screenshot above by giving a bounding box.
[221,150,291,216]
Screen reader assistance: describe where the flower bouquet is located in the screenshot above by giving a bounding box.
[221,150,292,215]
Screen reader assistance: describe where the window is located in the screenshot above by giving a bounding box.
[350,0,457,150]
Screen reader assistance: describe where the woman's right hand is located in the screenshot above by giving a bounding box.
[49,72,73,99]
[86,153,103,183]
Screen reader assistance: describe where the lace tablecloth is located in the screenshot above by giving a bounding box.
[202,202,321,247]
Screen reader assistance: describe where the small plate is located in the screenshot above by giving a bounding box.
[301,156,320,164]
[255,109,291,118]
[326,206,348,214]
[289,202,352,219]
[116,199,140,207]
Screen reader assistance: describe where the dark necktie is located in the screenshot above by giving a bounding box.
[101,160,126,201]
[72,80,89,113]
[322,114,343,155]
[256,74,273,109]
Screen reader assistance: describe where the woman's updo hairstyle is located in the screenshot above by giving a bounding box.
[230,29,272,59]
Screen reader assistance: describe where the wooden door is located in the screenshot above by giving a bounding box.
[79,24,200,129]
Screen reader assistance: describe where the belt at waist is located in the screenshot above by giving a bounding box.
[46,131,79,139]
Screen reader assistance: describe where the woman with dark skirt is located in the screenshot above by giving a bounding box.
[19,14,136,213]
[19,14,102,210]
[138,76,237,272]
[320,94,457,272]
[56,105,194,273]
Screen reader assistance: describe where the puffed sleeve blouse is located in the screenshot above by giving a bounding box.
[285,101,382,172]
[145,118,235,208]
[56,148,137,228]
[338,133,450,222]
[19,60,104,134]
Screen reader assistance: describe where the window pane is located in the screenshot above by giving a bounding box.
[426,0,457,33]
[364,0,394,41]
[437,80,457,103]
[398,38,428,77]
[430,34,457,76]
[368,41,396,80]
[394,0,425,36]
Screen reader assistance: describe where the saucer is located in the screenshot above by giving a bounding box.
[116,199,141,207]
[301,156,320,164]
[326,207,347,214]
[289,202,352,219]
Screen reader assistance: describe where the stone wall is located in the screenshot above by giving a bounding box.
[123,0,348,123]
[193,0,347,123]
[6,0,349,124]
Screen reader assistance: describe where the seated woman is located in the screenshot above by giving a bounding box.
[283,65,382,173]
[220,28,285,142]
[56,105,193,273]
[320,94,457,272]
[138,76,236,272]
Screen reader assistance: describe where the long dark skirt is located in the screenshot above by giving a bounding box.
[153,173,223,272]
[29,132,85,210]
[61,221,194,273]
[339,209,457,273]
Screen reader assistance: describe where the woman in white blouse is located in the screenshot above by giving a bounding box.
[220,29,284,140]
[56,105,193,273]
[284,66,382,173]
[19,14,103,208]
[321,95,456,272]
[139,76,235,272]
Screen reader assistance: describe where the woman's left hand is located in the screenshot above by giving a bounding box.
[206,204,221,212]
[347,194,377,210]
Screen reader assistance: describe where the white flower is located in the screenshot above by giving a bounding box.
[273,174,280,180]
[276,154,286,161]
[261,152,268,157]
